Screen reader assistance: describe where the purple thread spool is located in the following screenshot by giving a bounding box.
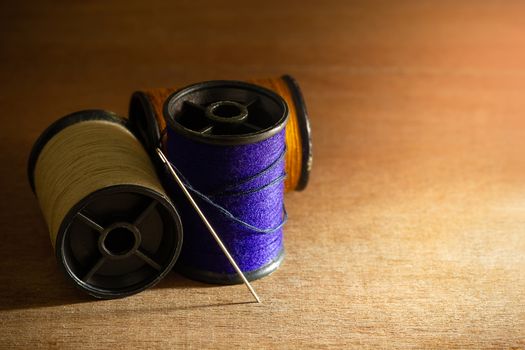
[163,81,289,284]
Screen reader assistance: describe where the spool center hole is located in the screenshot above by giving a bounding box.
[212,104,243,118]
[104,227,136,255]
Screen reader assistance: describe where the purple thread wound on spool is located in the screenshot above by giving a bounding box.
[163,81,289,284]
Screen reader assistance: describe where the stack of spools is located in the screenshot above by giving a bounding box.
[28,75,312,298]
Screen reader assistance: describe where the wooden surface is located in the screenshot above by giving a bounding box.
[1,1,524,348]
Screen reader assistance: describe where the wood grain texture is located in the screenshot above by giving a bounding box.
[0,1,524,348]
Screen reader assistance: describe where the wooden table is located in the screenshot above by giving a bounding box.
[1,1,524,348]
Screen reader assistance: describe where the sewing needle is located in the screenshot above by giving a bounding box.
[156,148,261,303]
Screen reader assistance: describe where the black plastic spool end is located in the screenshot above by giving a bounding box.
[281,75,313,192]
[163,80,289,146]
[128,92,167,174]
[177,248,285,285]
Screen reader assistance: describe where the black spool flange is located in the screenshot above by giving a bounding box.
[164,80,288,146]
[128,92,163,165]
[27,110,183,299]
[178,249,286,285]
[281,75,313,191]
[163,81,288,284]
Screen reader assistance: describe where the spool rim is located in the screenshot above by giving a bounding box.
[128,91,162,156]
[56,184,183,299]
[163,80,289,146]
[177,248,285,285]
[281,75,313,191]
[27,109,128,193]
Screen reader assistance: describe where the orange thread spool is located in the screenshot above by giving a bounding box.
[129,75,312,192]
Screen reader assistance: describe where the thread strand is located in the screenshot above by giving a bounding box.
[167,161,288,234]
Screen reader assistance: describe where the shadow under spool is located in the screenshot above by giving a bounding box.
[128,74,312,192]
[27,110,183,298]
[163,81,288,284]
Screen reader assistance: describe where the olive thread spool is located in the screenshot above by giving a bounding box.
[27,110,183,298]
[163,81,288,284]
[128,74,312,192]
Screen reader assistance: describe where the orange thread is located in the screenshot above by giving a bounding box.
[248,78,302,192]
[137,76,308,192]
